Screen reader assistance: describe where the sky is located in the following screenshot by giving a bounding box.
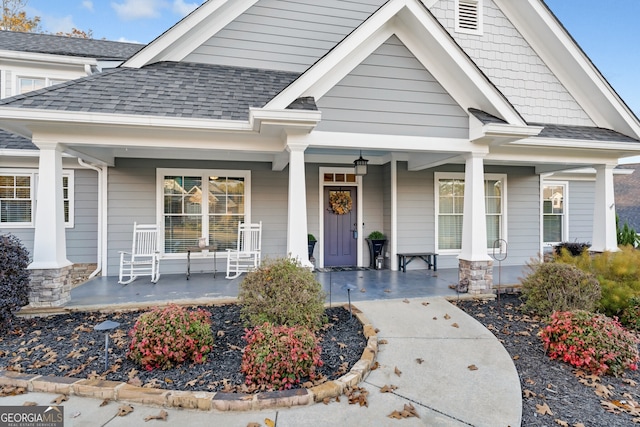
[23,0,640,119]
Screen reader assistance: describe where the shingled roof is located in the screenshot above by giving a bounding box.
[0,30,144,60]
[469,108,639,143]
[0,129,36,150]
[0,62,303,121]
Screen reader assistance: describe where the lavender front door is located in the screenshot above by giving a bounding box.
[324,187,357,267]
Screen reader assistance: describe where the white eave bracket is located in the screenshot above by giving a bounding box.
[249,108,322,137]
[470,122,544,145]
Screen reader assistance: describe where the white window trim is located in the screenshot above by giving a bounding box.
[15,75,67,96]
[434,172,507,254]
[156,168,251,259]
[541,180,569,247]
[455,0,483,36]
[0,169,74,228]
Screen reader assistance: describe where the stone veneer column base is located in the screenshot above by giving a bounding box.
[459,259,493,295]
[28,265,72,307]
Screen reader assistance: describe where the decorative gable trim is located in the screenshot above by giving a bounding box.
[455,0,483,35]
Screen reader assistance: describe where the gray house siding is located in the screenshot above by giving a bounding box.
[361,165,385,267]
[429,0,593,127]
[567,180,595,244]
[184,0,386,72]
[66,168,99,263]
[382,162,392,268]
[106,158,292,276]
[315,36,469,138]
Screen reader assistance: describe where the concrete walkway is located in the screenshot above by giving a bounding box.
[1,297,521,426]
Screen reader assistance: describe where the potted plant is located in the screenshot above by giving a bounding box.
[308,234,317,260]
[366,231,386,269]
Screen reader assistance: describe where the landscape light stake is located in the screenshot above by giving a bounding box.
[94,320,121,371]
[491,239,508,316]
[343,283,358,319]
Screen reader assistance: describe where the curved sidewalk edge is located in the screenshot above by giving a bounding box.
[353,297,522,427]
[0,303,378,412]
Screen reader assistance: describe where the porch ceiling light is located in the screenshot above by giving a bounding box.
[354,151,369,176]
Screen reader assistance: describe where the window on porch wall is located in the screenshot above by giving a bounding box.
[436,176,504,251]
[162,173,246,254]
[542,183,566,244]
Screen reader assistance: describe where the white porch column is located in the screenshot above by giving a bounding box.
[590,164,618,252]
[286,141,313,268]
[30,142,72,269]
[459,152,491,262]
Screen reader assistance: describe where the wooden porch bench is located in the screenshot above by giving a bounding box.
[397,252,437,272]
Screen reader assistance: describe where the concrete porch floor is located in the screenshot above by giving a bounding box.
[64,265,527,310]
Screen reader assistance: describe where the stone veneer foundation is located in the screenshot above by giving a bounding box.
[459,259,493,294]
[27,265,73,308]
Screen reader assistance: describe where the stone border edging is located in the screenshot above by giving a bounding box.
[0,304,378,412]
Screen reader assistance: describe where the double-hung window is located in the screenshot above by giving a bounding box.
[435,173,506,252]
[542,182,567,245]
[0,170,73,227]
[17,77,67,95]
[158,169,250,255]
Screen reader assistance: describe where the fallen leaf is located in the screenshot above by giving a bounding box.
[22,401,37,406]
[71,412,81,419]
[415,358,424,364]
[185,378,198,387]
[378,339,388,345]
[394,366,402,376]
[433,317,438,320]
[247,423,261,427]
[536,402,553,416]
[444,314,451,320]
[554,419,569,427]
[322,396,331,405]
[624,378,638,387]
[217,330,225,338]
[128,377,143,387]
[513,355,520,360]
[164,378,173,384]
[595,384,612,398]
[384,289,391,293]
[265,418,275,427]
[403,299,410,303]
[601,400,620,414]
[451,323,459,328]
[380,384,398,393]
[337,342,347,349]
[144,409,168,422]
[388,410,403,419]
[573,423,586,427]
[117,404,134,417]
[468,365,478,371]
[370,361,379,370]
[100,399,110,407]
[51,395,68,405]
[387,403,419,419]
[360,288,366,293]
[525,378,536,385]
[523,389,536,398]
[421,302,430,306]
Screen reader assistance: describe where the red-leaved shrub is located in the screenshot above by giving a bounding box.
[241,322,322,390]
[540,310,639,376]
[127,304,214,371]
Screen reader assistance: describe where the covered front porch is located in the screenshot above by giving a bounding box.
[23,265,527,313]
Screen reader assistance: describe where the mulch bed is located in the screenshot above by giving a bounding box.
[0,305,366,393]
[454,294,640,427]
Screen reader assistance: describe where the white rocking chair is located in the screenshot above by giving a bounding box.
[118,222,160,285]
[226,221,262,279]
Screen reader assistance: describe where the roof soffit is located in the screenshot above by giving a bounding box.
[265,0,526,126]
[494,0,640,139]
[123,0,260,68]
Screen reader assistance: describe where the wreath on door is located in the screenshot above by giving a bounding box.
[330,191,352,215]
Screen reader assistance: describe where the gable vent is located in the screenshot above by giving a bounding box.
[456,0,482,34]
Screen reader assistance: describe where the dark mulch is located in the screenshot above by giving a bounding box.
[0,305,366,393]
[454,294,640,427]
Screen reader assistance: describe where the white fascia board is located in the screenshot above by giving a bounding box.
[509,137,640,153]
[0,49,97,67]
[0,108,252,132]
[494,0,640,139]
[0,149,39,157]
[123,0,259,68]
[302,130,485,154]
[249,108,322,133]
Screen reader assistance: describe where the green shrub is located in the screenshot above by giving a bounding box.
[0,234,31,329]
[308,234,316,242]
[127,304,214,371]
[367,231,385,240]
[520,261,601,316]
[238,257,326,330]
[241,322,322,391]
[540,310,639,376]
[621,296,640,332]
[553,242,590,257]
[616,215,640,247]
[555,246,640,317]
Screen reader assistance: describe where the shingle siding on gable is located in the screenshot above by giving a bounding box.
[184,0,387,72]
[430,0,593,126]
[315,36,468,137]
